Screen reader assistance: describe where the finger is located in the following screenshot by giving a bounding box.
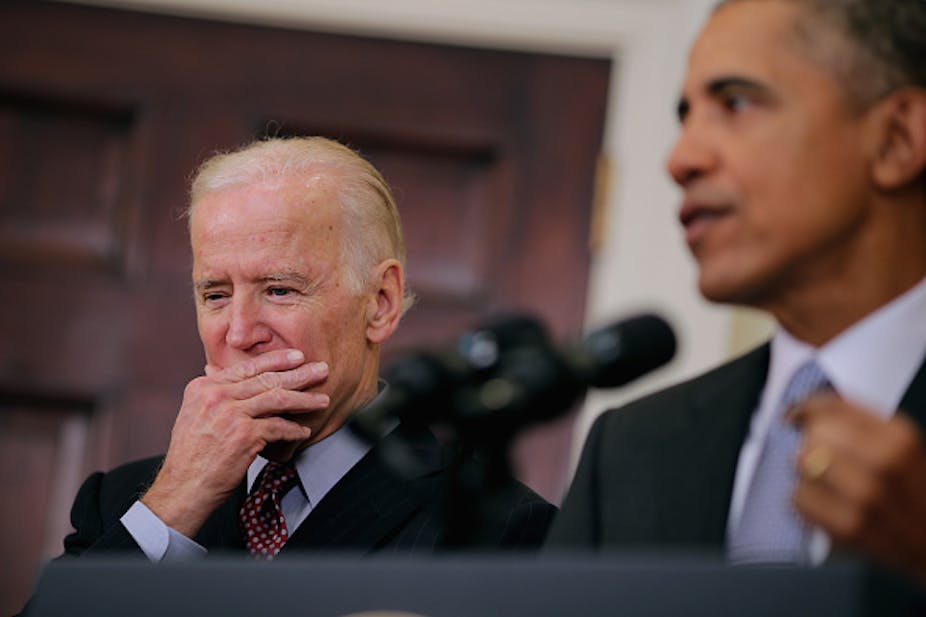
[228,361,329,400]
[239,388,329,418]
[806,413,924,484]
[211,349,306,384]
[256,416,313,444]
[789,392,849,428]
[795,446,914,558]
[795,481,907,562]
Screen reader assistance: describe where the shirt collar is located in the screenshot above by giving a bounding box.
[768,273,926,419]
[246,381,389,505]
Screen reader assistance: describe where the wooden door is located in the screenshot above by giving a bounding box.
[0,1,609,611]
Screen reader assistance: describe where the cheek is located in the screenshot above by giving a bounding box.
[196,315,224,360]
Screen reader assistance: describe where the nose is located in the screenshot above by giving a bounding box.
[665,121,716,188]
[225,295,273,351]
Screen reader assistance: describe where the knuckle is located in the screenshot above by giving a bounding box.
[838,509,867,541]
[183,376,207,399]
[256,371,279,391]
[199,388,224,410]
[235,359,258,380]
[853,477,885,509]
[271,387,291,408]
[891,422,921,460]
[228,422,254,449]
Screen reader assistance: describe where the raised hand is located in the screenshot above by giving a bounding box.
[792,395,926,584]
[141,348,329,537]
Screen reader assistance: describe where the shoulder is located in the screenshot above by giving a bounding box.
[75,455,164,521]
[590,343,770,442]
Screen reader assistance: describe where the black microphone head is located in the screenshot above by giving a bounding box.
[578,313,676,388]
[455,314,550,371]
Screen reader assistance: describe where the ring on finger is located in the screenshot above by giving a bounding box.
[801,446,833,481]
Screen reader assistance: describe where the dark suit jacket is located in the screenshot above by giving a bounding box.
[547,343,926,551]
[63,424,555,558]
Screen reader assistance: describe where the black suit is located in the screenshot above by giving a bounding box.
[64,424,555,557]
[547,343,926,551]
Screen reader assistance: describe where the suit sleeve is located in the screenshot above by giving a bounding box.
[544,412,607,550]
[61,471,147,558]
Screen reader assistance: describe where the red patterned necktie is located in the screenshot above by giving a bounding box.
[240,461,299,560]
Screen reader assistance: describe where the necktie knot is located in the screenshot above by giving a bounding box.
[240,461,299,560]
[780,359,831,412]
[257,461,299,498]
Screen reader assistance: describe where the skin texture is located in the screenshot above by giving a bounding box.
[669,0,926,584]
[667,0,926,346]
[141,172,404,538]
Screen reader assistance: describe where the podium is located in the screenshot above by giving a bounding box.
[26,554,920,616]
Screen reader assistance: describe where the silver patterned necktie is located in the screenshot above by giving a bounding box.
[728,359,831,564]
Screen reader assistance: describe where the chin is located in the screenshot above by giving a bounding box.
[697,270,767,308]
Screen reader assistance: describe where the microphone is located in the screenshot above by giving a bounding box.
[351,312,676,439]
[350,315,550,441]
[570,313,677,388]
[455,313,677,429]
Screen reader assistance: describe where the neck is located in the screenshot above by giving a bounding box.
[762,197,926,347]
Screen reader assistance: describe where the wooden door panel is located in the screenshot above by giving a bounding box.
[0,2,609,612]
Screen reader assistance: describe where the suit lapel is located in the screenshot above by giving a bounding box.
[658,345,770,544]
[899,350,926,429]
[282,424,445,553]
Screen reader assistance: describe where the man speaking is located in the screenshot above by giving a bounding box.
[550,0,926,584]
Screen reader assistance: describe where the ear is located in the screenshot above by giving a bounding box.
[365,258,405,344]
[870,88,926,190]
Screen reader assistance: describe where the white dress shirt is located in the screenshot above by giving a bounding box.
[726,274,926,564]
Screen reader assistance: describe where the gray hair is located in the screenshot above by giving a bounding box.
[189,136,415,313]
[716,0,926,106]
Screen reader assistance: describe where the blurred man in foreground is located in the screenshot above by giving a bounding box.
[550,0,926,584]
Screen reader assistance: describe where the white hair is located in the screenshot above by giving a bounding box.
[189,136,415,313]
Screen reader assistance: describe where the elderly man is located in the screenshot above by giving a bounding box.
[63,137,553,560]
[549,0,926,584]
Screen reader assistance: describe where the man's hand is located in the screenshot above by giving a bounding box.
[141,349,329,538]
[791,395,926,584]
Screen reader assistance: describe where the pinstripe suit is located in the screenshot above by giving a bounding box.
[63,424,555,557]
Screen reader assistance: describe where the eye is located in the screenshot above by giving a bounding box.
[267,286,294,298]
[201,291,229,307]
[722,92,753,114]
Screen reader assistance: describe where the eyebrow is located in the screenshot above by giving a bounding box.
[193,279,226,293]
[706,76,774,99]
[260,272,312,288]
[193,271,312,293]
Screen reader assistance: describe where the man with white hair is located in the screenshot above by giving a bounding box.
[63,137,554,560]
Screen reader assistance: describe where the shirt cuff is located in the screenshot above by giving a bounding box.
[120,500,207,562]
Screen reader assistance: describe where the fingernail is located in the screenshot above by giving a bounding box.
[287,350,305,363]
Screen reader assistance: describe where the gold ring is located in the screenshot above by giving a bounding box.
[802,446,833,481]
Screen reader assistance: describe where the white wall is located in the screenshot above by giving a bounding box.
[66,0,773,467]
